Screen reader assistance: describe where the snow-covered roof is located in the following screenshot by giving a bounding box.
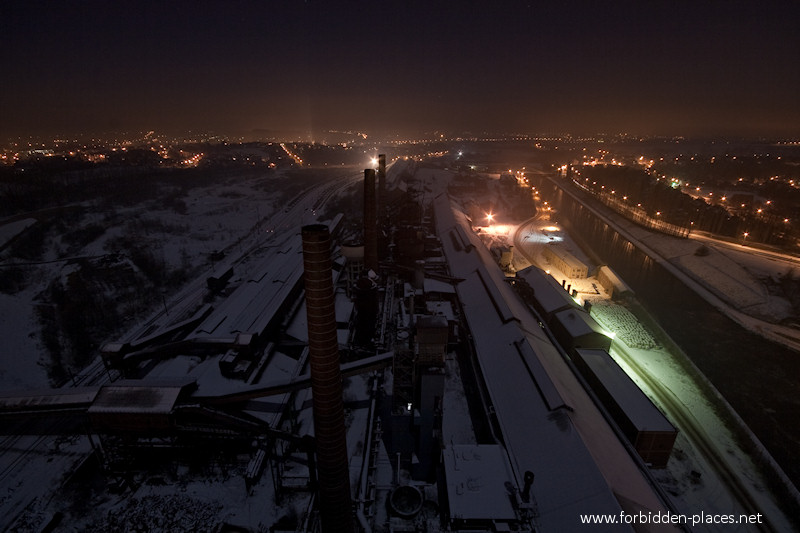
[475,265,516,324]
[426,300,456,321]
[516,265,580,316]
[193,236,305,339]
[512,339,565,411]
[442,444,517,521]
[433,195,630,531]
[553,307,608,340]
[193,228,342,342]
[423,277,457,294]
[597,265,633,295]
[544,243,587,270]
[0,218,36,248]
[574,349,676,433]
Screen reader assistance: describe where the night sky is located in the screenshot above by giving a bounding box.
[2,1,799,138]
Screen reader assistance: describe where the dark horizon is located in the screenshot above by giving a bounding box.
[2,1,799,140]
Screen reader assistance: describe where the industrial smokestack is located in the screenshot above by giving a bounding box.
[364,168,379,273]
[378,154,387,220]
[413,259,425,290]
[301,224,353,533]
[522,470,535,502]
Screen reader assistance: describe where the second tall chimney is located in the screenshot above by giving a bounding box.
[301,224,353,533]
[364,168,379,273]
[377,154,387,221]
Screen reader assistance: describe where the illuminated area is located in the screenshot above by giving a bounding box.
[279,143,303,165]
[481,223,511,236]
[519,223,564,245]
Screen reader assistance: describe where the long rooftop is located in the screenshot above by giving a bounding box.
[433,193,673,531]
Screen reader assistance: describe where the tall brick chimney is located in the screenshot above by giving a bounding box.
[301,224,353,533]
[377,154,387,221]
[364,168,379,273]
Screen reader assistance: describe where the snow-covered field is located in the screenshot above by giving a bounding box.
[636,229,794,322]
[0,169,297,391]
[0,167,337,531]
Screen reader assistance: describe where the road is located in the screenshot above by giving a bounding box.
[690,229,800,269]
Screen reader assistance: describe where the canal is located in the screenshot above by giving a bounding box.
[536,176,800,491]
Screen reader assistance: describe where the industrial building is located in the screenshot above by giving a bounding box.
[512,265,676,468]
[597,264,634,299]
[432,194,676,530]
[0,159,680,532]
[572,349,678,468]
[542,243,589,279]
[550,307,613,353]
[515,264,582,320]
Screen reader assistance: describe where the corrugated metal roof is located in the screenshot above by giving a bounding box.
[193,233,304,339]
[88,379,195,414]
[517,266,579,315]
[0,387,99,411]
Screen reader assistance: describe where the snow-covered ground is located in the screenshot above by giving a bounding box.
[635,228,794,323]
[0,170,295,391]
[0,167,345,531]
[0,218,36,250]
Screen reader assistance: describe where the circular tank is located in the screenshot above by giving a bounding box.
[389,485,423,518]
[341,243,365,260]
